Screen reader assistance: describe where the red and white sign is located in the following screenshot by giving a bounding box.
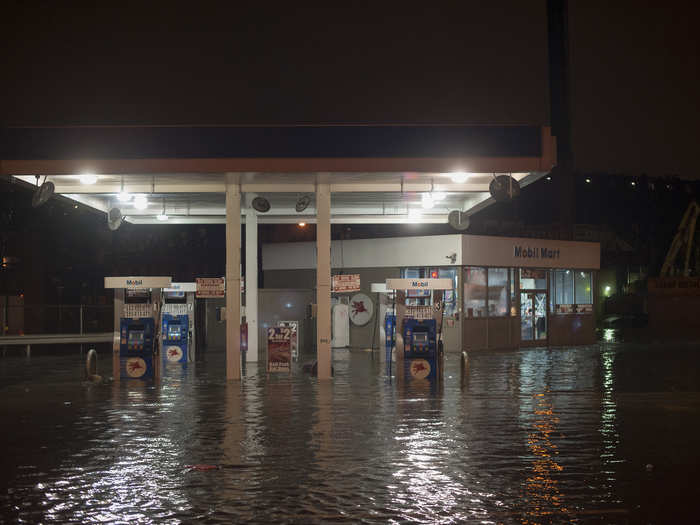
[165,346,183,362]
[125,357,147,378]
[332,274,361,293]
[409,359,431,380]
[349,293,373,326]
[196,278,225,298]
[267,327,291,373]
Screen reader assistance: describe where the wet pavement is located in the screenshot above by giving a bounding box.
[1,343,700,523]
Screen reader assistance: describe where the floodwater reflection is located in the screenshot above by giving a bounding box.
[2,343,700,522]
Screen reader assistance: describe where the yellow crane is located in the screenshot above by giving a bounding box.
[660,201,700,277]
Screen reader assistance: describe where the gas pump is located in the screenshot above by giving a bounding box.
[385,278,452,382]
[160,282,196,365]
[105,276,172,380]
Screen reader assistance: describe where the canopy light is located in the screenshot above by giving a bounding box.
[421,193,434,210]
[450,172,470,183]
[117,191,132,202]
[79,173,98,185]
[407,208,422,220]
[157,214,169,221]
[133,195,148,210]
[432,192,446,201]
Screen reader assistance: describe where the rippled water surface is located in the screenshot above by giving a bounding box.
[2,344,700,523]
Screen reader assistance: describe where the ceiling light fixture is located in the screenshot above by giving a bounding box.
[408,208,422,220]
[157,214,168,221]
[133,194,148,210]
[432,192,447,201]
[421,193,434,210]
[79,173,98,185]
[450,171,469,183]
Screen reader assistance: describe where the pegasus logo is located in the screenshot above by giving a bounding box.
[128,360,144,372]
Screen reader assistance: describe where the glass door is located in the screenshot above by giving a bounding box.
[520,292,548,343]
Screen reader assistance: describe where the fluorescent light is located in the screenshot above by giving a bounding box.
[133,195,148,210]
[157,214,168,221]
[450,172,469,183]
[407,208,422,220]
[432,192,447,201]
[79,173,98,184]
[117,191,132,202]
[421,193,434,209]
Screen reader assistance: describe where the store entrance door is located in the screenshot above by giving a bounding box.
[520,291,548,344]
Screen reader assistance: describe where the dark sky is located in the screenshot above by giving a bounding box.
[2,1,698,177]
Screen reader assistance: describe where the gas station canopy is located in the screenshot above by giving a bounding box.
[2,124,556,225]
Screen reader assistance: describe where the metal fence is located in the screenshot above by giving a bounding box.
[1,304,114,336]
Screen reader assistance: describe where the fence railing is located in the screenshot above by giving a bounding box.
[1,304,114,336]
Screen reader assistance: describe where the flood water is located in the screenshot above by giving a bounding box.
[2,343,700,524]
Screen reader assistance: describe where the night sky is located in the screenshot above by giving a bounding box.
[1,2,698,176]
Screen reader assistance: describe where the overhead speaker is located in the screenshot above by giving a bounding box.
[448,210,470,231]
[251,196,271,213]
[107,207,124,231]
[295,194,312,213]
[489,175,520,202]
[32,180,55,208]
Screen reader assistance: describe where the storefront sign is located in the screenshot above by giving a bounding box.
[513,245,561,260]
[332,274,361,292]
[196,277,225,298]
[386,278,453,290]
[649,277,700,295]
[462,235,600,270]
[105,276,172,289]
[267,327,291,372]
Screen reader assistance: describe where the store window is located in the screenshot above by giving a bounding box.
[401,267,458,312]
[575,271,592,306]
[550,269,574,313]
[550,269,593,313]
[487,268,509,317]
[463,267,487,318]
[438,268,458,316]
[520,268,546,289]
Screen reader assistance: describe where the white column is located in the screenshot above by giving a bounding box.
[316,179,332,380]
[245,195,259,362]
[225,173,242,380]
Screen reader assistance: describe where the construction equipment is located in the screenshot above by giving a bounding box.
[660,201,699,277]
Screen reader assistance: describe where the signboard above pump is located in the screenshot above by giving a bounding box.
[104,276,172,289]
[385,278,453,290]
[164,282,197,293]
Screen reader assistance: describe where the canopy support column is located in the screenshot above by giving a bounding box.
[226,173,242,380]
[245,195,259,362]
[316,179,332,380]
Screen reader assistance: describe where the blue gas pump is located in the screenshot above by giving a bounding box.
[119,317,156,379]
[402,318,439,380]
[162,313,189,364]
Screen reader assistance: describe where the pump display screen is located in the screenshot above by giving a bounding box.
[168,324,182,338]
[413,333,428,343]
[128,331,144,344]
